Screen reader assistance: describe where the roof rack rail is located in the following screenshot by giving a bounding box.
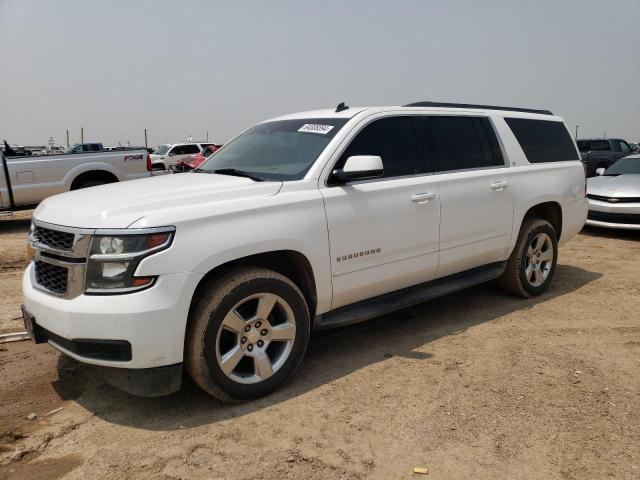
[402,101,553,116]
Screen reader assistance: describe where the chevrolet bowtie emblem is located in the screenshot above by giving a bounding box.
[607,198,619,203]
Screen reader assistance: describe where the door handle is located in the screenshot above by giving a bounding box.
[411,192,436,204]
[490,181,508,191]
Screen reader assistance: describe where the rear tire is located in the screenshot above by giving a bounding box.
[498,218,558,298]
[185,267,310,402]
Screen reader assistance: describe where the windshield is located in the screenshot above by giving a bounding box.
[153,145,171,155]
[197,118,348,181]
[604,156,640,175]
[63,145,78,154]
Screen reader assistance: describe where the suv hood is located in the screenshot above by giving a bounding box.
[34,173,283,228]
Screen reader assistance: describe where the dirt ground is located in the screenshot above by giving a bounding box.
[0,212,638,480]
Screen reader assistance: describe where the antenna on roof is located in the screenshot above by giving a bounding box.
[335,102,349,113]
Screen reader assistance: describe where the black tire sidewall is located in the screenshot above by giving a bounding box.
[202,277,310,400]
[79,181,104,189]
[517,222,558,296]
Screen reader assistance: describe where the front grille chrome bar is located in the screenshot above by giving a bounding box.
[29,220,95,299]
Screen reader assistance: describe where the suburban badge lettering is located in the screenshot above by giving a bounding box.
[336,248,381,262]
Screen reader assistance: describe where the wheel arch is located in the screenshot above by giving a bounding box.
[189,250,318,321]
[522,201,563,239]
[69,169,119,190]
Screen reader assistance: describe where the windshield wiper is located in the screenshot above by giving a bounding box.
[208,168,265,182]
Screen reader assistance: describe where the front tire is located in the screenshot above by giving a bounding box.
[498,218,558,298]
[185,267,310,402]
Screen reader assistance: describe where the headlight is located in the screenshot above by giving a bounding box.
[85,227,174,294]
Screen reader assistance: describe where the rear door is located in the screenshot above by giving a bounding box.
[321,115,440,309]
[417,115,513,277]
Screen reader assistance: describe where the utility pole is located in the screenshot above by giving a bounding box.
[81,127,84,144]
[144,128,148,149]
[206,131,209,142]
[575,125,579,141]
[66,129,70,147]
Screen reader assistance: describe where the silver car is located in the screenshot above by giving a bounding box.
[586,154,640,230]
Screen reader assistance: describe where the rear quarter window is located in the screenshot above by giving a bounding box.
[505,118,579,163]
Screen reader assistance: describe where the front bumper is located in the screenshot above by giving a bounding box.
[586,198,640,230]
[22,263,202,370]
[24,313,183,396]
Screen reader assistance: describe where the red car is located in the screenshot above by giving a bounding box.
[172,144,220,172]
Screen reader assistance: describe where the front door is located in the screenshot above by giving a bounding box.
[321,115,440,309]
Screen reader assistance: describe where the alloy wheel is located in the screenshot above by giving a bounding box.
[215,293,296,384]
[525,232,553,287]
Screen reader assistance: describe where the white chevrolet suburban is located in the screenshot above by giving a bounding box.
[22,102,588,401]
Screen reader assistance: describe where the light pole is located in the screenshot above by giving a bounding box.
[575,125,579,141]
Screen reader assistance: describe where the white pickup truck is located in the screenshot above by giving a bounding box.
[22,102,587,401]
[1,149,151,213]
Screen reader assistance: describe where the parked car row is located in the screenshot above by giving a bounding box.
[1,147,151,213]
[2,141,33,157]
[578,138,637,177]
[149,142,219,171]
[172,144,221,172]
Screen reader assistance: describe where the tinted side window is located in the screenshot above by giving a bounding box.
[611,140,630,154]
[420,116,502,172]
[183,144,200,154]
[336,116,421,178]
[577,140,590,151]
[505,118,579,163]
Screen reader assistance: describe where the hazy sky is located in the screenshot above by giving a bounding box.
[1,0,639,147]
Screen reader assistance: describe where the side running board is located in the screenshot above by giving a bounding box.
[314,261,507,330]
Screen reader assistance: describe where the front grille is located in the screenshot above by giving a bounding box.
[35,261,68,294]
[33,226,75,250]
[588,210,640,225]
[587,194,640,203]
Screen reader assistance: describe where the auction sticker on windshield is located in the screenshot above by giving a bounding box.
[298,124,335,135]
